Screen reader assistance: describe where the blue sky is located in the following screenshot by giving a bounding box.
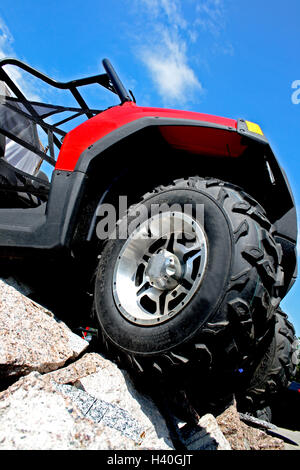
[0,0,299,335]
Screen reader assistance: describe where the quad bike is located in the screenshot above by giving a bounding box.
[0,57,298,418]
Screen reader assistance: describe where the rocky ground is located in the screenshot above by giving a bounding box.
[0,277,298,451]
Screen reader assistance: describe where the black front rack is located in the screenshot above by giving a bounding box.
[0,58,132,168]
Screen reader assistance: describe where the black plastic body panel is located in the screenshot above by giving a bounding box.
[0,170,87,255]
[237,118,297,242]
[236,119,298,294]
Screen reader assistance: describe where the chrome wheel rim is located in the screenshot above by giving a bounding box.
[113,211,208,326]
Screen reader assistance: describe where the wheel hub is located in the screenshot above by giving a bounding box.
[145,249,182,290]
[112,211,208,326]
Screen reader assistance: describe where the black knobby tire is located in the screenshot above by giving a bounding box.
[236,307,299,419]
[93,177,284,385]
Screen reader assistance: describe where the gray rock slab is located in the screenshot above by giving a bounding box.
[217,404,285,450]
[0,372,141,450]
[54,383,145,444]
[0,279,88,378]
[77,356,174,450]
[179,414,231,450]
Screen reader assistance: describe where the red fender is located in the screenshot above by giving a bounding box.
[55,102,241,171]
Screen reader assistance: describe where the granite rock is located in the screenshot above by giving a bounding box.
[0,277,288,451]
[178,414,231,450]
[216,403,285,450]
[73,354,174,450]
[0,353,174,450]
[0,279,88,378]
[0,372,138,450]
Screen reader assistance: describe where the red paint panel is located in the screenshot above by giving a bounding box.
[55,101,238,171]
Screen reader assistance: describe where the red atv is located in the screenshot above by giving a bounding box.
[0,58,298,418]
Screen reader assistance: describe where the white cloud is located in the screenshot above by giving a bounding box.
[134,0,231,105]
[136,1,203,104]
[140,0,187,29]
[0,19,22,87]
[160,0,187,29]
[0,18,41,101]
[195,0,225,35]
[140,30,202,104]
[0,17,14,56]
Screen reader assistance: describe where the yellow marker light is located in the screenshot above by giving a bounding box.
[245,120,264,136]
